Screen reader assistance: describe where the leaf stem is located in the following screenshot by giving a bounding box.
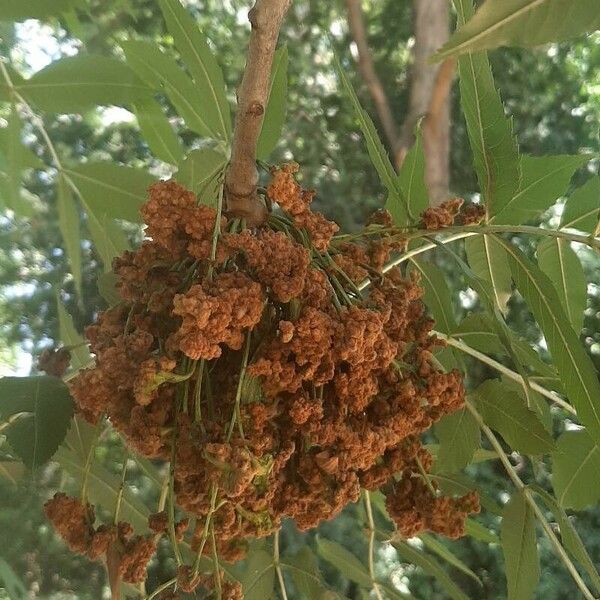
[436,331,576,415]
[363,490,385,600]
[226,331,252,442]
[465,400,596,600]
[113,455,129,525]
[274,529,288,600]
[145,577,177,600]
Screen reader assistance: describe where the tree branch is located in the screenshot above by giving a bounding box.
[345,0,400,158]
[224,0,292,225]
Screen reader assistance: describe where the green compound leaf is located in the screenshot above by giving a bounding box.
[242,548,275,600]
[158,0,231,140]
[537,237,586,333]
[434,408,480,473]
[454,0,520,222]
[561,176,600,234]
[257,46,288,159]
[64,162,155,223]
[0,376,74,469]
[133,98,184,165]
[396,124,429,218]
[501,490,540,600]
[473,379,555,455]
[491,154,589,225]
[317,537,371,588]
[436,0,600,59]
[500,240,600,445]
[20,56,152,112]
[56,175,82,298]
[552,429,600,510]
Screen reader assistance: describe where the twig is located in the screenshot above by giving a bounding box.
[345,0,400,158]
[437,332,577,416]
[363,491,385,600]
[0,412,28,434]
[225,0,292,224]
[465,400,596,600]
[274,529,288,600]
[113,455,129,524]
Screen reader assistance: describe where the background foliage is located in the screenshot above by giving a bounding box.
[0,0,599,599]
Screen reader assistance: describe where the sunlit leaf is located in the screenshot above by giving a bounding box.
[19,56,152,112]
[391,540,469,600]
[333,55,408,225]
[561,176,600,234]
[396,124,429,218]
[133,98,184,164]
[491,154,589,225]
[537,238,586,333]
[474,379,555,454]
[436,0,600,59]
[175,147,227,205]
[454,0,520,221]
[501,240,600,444]
[552,429,600,510]
[0,376,74,469]
[122,40,220,138]
[257,46,288,159]
[158,0,231,140]
[317,537,371,588]
[65,162,155,223]
[464,235,512,313]
[501,491,539,600]
[0,0,84,21]
[56,174,82,298]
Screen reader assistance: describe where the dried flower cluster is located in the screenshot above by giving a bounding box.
[47,164,478,596]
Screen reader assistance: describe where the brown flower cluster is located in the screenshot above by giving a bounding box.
[58,165,476,592]
[44,493,156,583]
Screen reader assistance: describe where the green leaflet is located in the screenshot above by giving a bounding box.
[396,124,429,218]
[436,0,600,59]
[20,55,152,112]
[434,408,481,473]
[0,557,27,600]
[530,484,600,594]
[552,429,600,510]
[391,540,469,600]
[257,46,288,159]
[56,175,82,298]
[418,534,482,585]
[454,0,520,221]
[410,259,456,334]
[56,297,91,371]
[491,154,589,225]
[561,176,600,234]
[122,40,219,138]
[501,491,540,600]
[0,0,84,21]
[64,162,156,223]
[0,376,74,469]
[473,379,555,455]
[316,537,371,588]
[537,237,586,333]
[241,548,275,600]
[97,272,122,307]
[86,211,130,271]
[283,547,332,599]
[133,98,184,164]
[500,239,600,444]
[175,147,228,205]
[158,0,231,140]
[333,54,408,225]
[464,234,512,313]
[431,472,503,515]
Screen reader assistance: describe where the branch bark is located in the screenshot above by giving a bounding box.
[397,0,451,205]
[345,0,400,159]
[224,0,292,225]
